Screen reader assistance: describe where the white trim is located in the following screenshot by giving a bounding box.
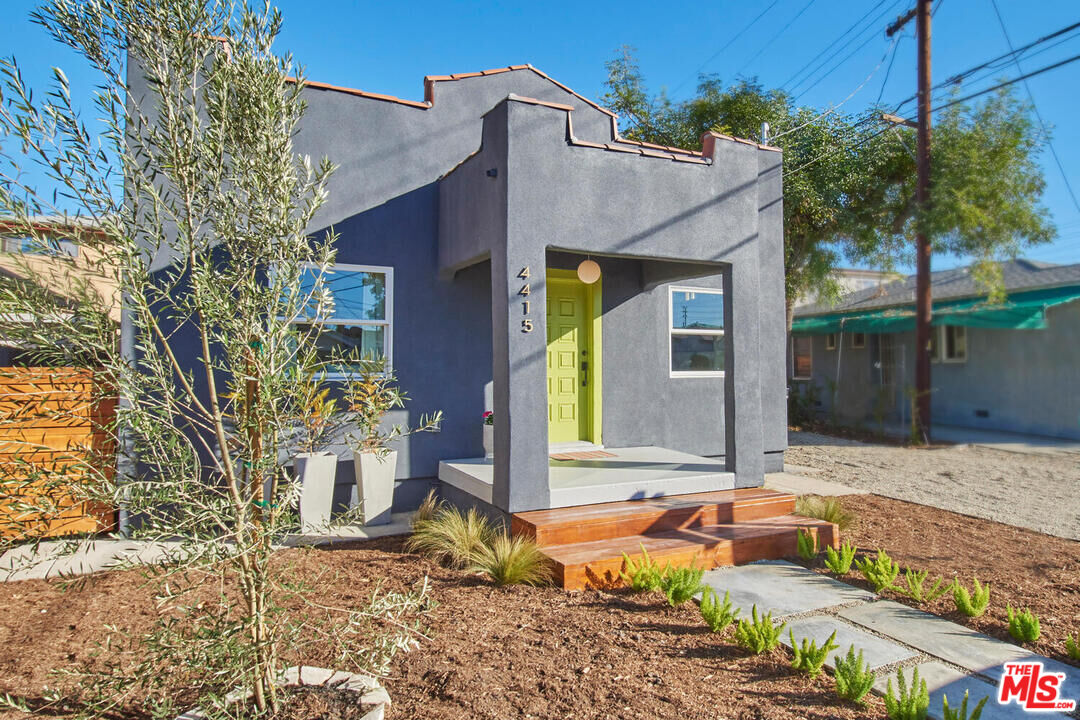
[296,262,394,378]
[668,285,725,378]
[825,333,837,351]
[941,325,967,363]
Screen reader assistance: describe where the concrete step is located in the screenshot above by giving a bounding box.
[511,488,796,546]
[538,514,838,590]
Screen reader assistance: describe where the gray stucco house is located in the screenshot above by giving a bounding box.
[289,65,788,516]
[791,259,1080,441]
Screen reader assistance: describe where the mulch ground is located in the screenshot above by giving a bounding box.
[0,494,1077,719]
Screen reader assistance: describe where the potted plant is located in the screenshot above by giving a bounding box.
[482,410,494,459]
[344,359,442,525]
[292,369,340,533]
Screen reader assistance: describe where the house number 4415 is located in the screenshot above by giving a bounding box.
[518,266,533,332]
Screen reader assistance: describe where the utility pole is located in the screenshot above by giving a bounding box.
[886,0,933,440]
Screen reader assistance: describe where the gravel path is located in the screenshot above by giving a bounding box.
[786,430,1080,541]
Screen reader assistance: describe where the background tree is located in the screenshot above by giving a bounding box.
[0,1,427,717]
[601,47,1054,335]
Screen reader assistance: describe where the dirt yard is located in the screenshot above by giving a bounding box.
[0,495,1078,719]
[787,430,1080,541]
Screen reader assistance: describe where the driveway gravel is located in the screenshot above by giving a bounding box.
[786,430,1080,541]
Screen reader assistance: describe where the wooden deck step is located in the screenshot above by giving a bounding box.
[541,515,839,591]
[511,488,796,546]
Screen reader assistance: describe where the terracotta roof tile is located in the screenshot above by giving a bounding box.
[289,78,431,108]
[507,94,575,112]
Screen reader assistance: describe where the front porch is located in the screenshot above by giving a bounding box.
[438,445,734,509]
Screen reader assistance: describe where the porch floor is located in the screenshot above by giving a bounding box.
[438,446,735,509]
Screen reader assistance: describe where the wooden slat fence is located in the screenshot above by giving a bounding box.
[0,367,116,539]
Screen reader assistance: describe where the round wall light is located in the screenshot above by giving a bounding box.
[577,259,601,284]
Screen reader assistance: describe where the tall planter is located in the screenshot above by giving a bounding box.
[294,451,338,532]
[482,424,494,459]
[354,450,397,526]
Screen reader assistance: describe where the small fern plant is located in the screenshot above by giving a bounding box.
[952,577,990,618]
[884,666,930,720]
[897,568,950,605]
[1067,633,1080,661]
[856,549,901,592]
[700,587,740,633]
[796,528,818,561]
[789,629,839,678]
[1006,605,1040,643]
[620,544,666,592]
[660,563,706,606]
[824,541,857,574]
[834,645,876,705]
[942,690,988,720]
[734,605,786,654]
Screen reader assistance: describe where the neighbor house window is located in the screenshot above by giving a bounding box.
[825,333,837,351]
[851,332,866,349]
[292,263,393,376]
[2,236,78,257]
[792,336,813,379]
[669,286,724,376]
[929,325,966,363]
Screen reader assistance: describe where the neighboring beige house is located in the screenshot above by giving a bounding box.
[0,216,117,365]
[794,268,892,308]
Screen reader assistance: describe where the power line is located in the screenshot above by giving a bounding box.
[780,0,891,90]
[793,16,895,101]
[989,0,1080,215]
[785,0,901,93]
[735,0,819,76]
[876,32,906,104]
[670,0,781,96]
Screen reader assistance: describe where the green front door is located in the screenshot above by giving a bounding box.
[546,275,589,444]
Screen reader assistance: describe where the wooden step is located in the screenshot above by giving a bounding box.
[540,515,838,591]
[511,488,796,546]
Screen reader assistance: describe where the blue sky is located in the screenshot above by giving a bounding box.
[3,0,1079,270]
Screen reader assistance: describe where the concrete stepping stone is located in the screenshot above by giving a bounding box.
[780,615,917,671]
[839,601,1080,704]
[873,662,1070,720]
[699,560,875,619]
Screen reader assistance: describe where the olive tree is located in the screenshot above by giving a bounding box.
[0,1,426,717]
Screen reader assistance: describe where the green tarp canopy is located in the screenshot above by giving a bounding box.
[791,284,1080,335]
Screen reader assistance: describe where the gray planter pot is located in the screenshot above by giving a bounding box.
[482,424,494,459]
[176,665,389,720]
[294,451,338,532]
[354,449,397,526]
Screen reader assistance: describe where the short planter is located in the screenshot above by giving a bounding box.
[176,665,390,720]
[354,450,397,526]
[294,451,338,532]
[482,424,494,459]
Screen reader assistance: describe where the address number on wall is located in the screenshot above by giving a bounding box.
[518,266,533,332]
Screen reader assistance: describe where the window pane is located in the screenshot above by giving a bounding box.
[299,267,386,321]
[671,289,724,331]
[946,325,966,360]
[4,236,77,256]
[793,336,813,378]
[296,323,385,371]
[671,334,724,373]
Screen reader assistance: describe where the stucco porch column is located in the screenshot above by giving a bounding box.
[489,243,551,513]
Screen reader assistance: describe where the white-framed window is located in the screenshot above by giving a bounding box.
[851,332,866,349]
[929,325,966,363]
[825,333,837,351]
[669,286,724,377]
[292,263,393,377]
[792,336,813,380]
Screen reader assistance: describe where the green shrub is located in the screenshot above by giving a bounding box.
[896,568,950,605]
[952,577,990,618]
[942,690,988,720]
[471,532,552,586]
[620,544,666,592]
[734,605,786,654]
[794,496,855,530]
[660,563,706,606]
[700,587,740,633]
[833,645,875,705]
[797,528,818,561]
[1006,605,1040,644]
[789,630,838,678]
[1067,633,1080,661]
[824,541,857,574]
[405,505,496,568]
[411,489,440,531]
[856,549,901,592]
[885,666,930,720]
